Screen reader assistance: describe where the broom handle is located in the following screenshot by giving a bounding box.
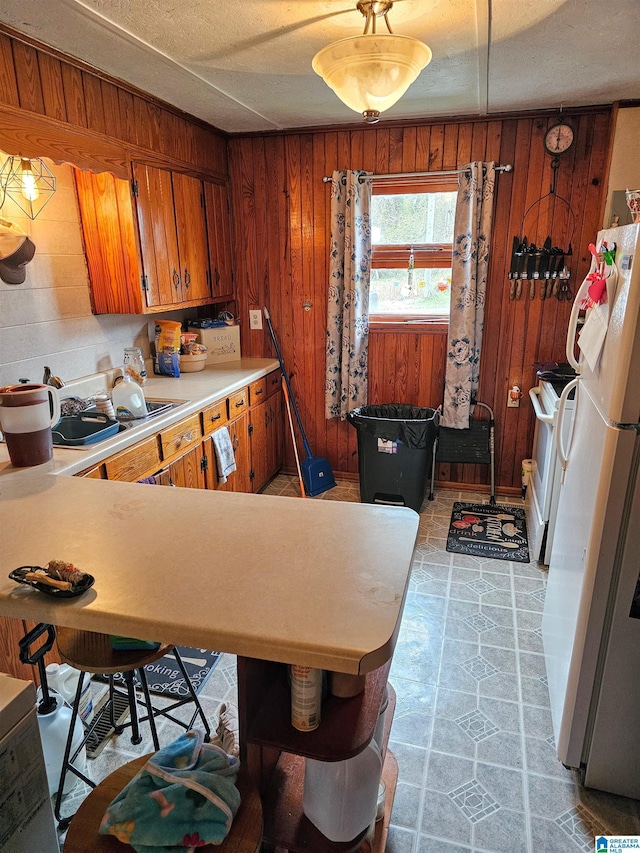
[263,307,313,458]
[282,377,306,498]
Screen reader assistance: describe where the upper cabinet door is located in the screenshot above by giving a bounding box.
[133,163,182,308]
[75,169,144,314]
[172,172,212,303]
[204,181,235,300]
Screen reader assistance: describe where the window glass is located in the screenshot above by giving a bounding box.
[369,267,451,316]
[371,192,456,245]
[370,182,457,320]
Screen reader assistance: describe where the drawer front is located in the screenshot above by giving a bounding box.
[104,436,161,482]
[159,414,202,459]
[202,400,228,435]
[228,388,248,416]
[249,378,267,405]
[76,463,106,479]
[266,369,281,397]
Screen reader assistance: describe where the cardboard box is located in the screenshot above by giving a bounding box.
[197,325,241,364]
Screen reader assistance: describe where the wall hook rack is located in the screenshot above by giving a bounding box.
[508,163,576,300]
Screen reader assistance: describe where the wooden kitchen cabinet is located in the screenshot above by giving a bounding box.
[133,164,211,308]
[75,165,231,314]
[155,445,206,489]
[211,411,252,493]
[170,171,212,303]
[203,180,235,300]
[250,391,282,493]
[103,435,162,482]
[237,656,397,853]
[77,376,280,492]
[158,413,202,460]
[201,399,228,435]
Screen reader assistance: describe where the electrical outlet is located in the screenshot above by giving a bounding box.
[249,310,263,330]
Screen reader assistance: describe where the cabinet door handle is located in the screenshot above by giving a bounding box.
[209,413,221,422]
[172,269,180,291]
[184,268,191,290]
[177,431,194,445]
[254,388,264,396]
[235,399,245,408]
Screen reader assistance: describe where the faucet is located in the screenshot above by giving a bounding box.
[43,366,65,389]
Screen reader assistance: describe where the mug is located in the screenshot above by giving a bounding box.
[0,383,61,467]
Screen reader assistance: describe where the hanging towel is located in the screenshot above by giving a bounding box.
[211,426,236,483]
[99,729,240,852]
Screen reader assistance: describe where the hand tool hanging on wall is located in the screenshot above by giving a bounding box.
[264,307,336,497]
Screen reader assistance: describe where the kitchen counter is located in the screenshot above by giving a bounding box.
[0,359,419,675]
[0,358,281,478]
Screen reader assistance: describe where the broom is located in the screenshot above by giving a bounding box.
[282,376,306,499]
[264,307,336,497]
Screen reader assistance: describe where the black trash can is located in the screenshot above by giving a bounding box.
[347,404,439,513]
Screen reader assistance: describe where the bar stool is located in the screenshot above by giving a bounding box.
[54,627,211,829]
[63,754,263,852]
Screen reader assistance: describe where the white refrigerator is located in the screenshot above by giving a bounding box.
[542,222,640,799]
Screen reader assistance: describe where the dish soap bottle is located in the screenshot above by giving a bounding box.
[112,373,147,420]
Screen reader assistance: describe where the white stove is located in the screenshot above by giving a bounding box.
[526,377,576,565]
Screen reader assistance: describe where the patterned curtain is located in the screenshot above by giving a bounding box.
[325,170,373,420]
[442,162,496,428]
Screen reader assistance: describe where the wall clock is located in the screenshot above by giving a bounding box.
[544,121,575,156]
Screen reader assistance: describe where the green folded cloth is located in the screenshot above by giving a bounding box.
[99,729,240,852]
[109,635,161,651]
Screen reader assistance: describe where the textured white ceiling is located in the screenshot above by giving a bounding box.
[1,0,638,132]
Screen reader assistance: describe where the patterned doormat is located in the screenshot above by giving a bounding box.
[94,646,221,697]
[446,502,529,563]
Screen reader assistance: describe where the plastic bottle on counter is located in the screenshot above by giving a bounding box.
[46,662,93,722]
[112,372,147,420]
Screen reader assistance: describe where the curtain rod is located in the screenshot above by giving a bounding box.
[322,164,513,183]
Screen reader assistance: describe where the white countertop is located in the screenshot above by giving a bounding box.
[0,359,419,674]
[0,359,281,478]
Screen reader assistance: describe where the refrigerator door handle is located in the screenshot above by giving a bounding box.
[565,275,591,372]
[555,377,580,475]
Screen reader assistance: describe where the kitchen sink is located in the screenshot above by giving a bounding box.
[51,398,189,449]
[118,398,188,427]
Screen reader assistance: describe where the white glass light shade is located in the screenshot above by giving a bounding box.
[313,34,431,121]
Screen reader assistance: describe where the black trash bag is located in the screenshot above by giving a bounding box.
[347,404,439,450]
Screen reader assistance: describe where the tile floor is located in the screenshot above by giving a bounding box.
[58,476,640,853]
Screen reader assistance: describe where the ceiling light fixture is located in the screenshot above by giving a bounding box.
[0,156,57,220]
[312,0,432,124]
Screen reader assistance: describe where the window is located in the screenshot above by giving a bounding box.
[369,175,458,322]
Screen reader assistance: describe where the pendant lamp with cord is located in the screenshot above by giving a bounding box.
[312,0,432,124]
[0,155,56,220]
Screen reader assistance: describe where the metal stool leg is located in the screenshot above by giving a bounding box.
[137,668,160,751]
[53,671,96,830]
[173,648,211,740]
[121,670,142,745]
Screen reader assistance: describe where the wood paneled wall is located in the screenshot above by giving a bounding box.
[229,110,612,490]
[0,25,613,492]
[0,26,227,178]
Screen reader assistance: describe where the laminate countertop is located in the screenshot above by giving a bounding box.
[0,360,419,675]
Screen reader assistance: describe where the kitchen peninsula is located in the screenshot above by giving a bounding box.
[0,358,419,850]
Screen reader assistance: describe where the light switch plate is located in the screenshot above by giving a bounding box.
[249,310,262,330]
